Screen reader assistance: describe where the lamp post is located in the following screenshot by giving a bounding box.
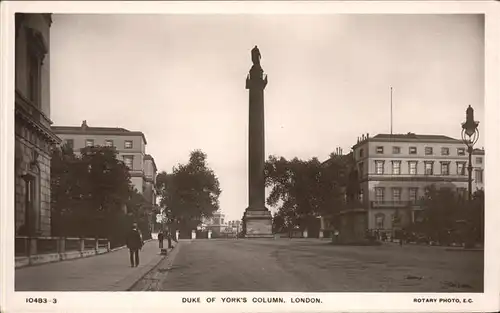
[460,105,480,201]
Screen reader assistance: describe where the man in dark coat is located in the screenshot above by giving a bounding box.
[157,231,164,249]
[126,223,143,267]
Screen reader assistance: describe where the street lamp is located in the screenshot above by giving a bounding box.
[461,105,480,201]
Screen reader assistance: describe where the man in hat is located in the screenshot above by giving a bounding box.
[126,223,143,267]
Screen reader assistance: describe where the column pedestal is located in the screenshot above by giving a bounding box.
[243,209,273,238]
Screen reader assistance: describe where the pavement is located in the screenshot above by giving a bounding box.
[156,238,483,292]
[15,239,175,291]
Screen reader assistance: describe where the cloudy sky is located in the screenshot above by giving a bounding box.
[50,14,484,221]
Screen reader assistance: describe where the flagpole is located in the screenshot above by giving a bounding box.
[390,87,393,135]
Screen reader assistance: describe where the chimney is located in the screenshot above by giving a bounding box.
[81,120,88,129]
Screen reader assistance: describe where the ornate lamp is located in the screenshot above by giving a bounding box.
[460,105,479,201]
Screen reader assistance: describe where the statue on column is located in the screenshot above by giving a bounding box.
[251,45,261,66]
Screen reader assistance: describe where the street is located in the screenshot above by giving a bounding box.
[155,239,483,292]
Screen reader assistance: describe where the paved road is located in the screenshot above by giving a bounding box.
[158,239,483,292]
[15,240,168,291]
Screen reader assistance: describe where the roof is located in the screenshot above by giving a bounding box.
[372,133,460,141]
[52,122,147,144]
[352,132,462,149]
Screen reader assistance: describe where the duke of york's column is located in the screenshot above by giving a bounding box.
[242,46,273,238]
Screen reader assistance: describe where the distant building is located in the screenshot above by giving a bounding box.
[52,121,157,209]
[15,14,61,236]
[351,132,485,235]
[202,210,227,234]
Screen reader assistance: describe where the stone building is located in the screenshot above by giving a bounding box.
[351,132,484,235]
[15,13,61,236]
[51,121,157,210]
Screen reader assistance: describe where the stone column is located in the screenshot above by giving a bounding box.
[191,230,196,240]
[208,230,212,239]
[242,46,273,238]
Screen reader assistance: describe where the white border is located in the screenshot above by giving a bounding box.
[1,1,499,313]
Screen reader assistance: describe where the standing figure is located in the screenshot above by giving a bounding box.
[158,231,164,249]
[167,231,173,249]
[126,223,143,267]
[251,45,261,66]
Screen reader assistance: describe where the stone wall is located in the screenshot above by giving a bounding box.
[15,121,52,236]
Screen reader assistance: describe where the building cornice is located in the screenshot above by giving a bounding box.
[359,175,469,183]
[52,128,148,145]
[15,91,60,144]
[352,136,463,150]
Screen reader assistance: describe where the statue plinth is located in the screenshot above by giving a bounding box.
[243,209,273,238]
[243,46,272,238]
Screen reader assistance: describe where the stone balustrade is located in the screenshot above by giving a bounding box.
[15,236,111,268]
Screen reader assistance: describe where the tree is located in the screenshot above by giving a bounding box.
[264,152,358,230]
[50,145,136,242]
[420,184,466,243]
[156,150,222,234]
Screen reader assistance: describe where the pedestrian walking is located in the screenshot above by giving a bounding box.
[158,231,164,249]
[167,231,173,249]
[126,223,143,267]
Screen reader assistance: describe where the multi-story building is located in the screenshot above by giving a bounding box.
[143,154,158,206]
[15,14,61,236]
[352,132,484,235]
[52,121,157,208]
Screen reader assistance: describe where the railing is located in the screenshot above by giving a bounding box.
[371,200,424,208]
[15,236,111,257]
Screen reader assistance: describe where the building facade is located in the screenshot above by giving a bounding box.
[15,14,61,236]
[143,154,158,206]
[52,121,156,208]
[351,133,484,235]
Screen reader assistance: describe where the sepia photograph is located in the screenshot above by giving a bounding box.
[1,1,499,313]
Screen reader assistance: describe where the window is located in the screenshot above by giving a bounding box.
[441,147,450,156]
[409,188,418,203]
[409,146,417,154]
[457,148,466,156]
[457,162,466,175]
[408,161,417,175]
[123,156,134,169]
[359,148,364,158]
[441,162,450,175]
[375,188,385,203]
[376,146,384,154]
[476,157,483,164]
[375,213,385,229]
[393,146,401,154]
[359,189,364,202]
[424,162,434,175]
[28,51,41,107]
[392,161,401,175]
[125,140,133,149]
[85,139,94,147]
[105,140,114,147]
[392,188,401,203]
[475,169,483,184]
[425,147,433,155]
[375,161,384,174]
[64,139,74,149]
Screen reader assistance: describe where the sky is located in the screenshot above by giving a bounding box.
[49,14,484,221]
